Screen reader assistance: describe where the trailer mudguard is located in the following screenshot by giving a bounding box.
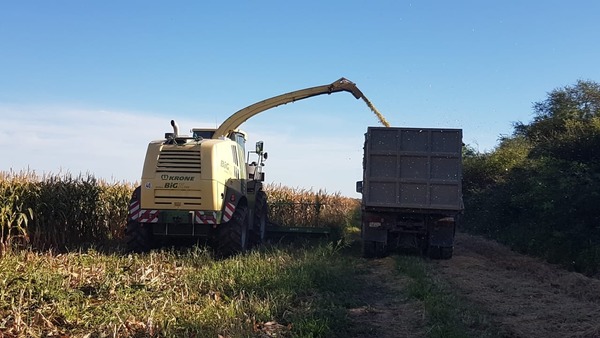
[362,225,388,243]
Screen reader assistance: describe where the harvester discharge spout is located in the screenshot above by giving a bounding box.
[212,77,379,139]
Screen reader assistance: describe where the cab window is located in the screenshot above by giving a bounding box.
[233,133,246,153]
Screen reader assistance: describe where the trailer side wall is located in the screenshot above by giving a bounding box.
[362,127,463,211]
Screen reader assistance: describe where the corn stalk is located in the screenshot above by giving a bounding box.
[0,172,34,255]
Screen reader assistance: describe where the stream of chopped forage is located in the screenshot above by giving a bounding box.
[361,95,390,127]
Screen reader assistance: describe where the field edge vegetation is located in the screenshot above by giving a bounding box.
[462,80,600,277]
[0,173,359,254]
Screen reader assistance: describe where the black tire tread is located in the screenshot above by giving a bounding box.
[216,204,248,257]
[250,191,268,247]
[125,221,153,253]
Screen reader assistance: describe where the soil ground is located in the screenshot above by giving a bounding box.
[347,256,426,338]
[347,232,600,338]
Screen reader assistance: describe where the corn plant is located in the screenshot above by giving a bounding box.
[0,171,35,255]
[264,183,360,229]
[0,170,135,251]
[1,170,359,251]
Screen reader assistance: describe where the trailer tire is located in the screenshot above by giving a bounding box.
[250,191,268,247]
[125,221,153,253]
[216,204,249,257]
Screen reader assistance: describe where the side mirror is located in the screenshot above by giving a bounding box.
[263,152,268,161]
[255,141,264,154]
[356,181,363,193]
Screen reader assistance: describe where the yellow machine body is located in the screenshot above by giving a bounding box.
[140,135,246,221]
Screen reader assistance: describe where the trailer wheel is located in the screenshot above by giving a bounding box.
[250,191,268,247]
[125,221,153,253]
[216,204,249,257]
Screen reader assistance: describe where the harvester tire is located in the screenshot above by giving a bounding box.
[250,191,268,247]
[125,221,153,253]
[216,204,249,257]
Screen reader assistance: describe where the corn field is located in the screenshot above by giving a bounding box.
[0,171,359,253]
[0,171,134,253]
[264,183,359,229]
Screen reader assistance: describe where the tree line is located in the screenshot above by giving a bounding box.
[462,80,600,276]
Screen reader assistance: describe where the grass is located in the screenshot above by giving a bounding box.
[0,229,511,337]
[1,170,508,337]
[395,256,503,338]
[0,241,361,337]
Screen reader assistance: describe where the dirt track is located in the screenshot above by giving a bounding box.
[348,257,426,338]
[348,232,600,337]
[432,233,600,337]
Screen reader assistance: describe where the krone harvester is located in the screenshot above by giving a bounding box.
[126,78,367,255]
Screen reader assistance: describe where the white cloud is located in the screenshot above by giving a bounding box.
[0,104,365,196]
[0,104,206,183]
[245,122,366,197]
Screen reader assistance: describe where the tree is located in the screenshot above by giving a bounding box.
[462,79,600,275]
[514,80,600,161]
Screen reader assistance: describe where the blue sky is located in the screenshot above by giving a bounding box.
[1,1,599,196]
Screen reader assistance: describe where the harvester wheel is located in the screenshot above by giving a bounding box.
[125,221,153,253]
[251,191,268,247]
[216,204,249,257]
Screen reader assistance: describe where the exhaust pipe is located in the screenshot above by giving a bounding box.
[170,120,179,137]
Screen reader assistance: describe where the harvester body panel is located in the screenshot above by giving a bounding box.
[140,138,244,215]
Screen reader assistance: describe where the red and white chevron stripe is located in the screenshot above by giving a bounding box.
[138,210,159,223]
[129,200,221,225]
[128,200,140,220]
[194,211,217,224]
[222,202,235,222]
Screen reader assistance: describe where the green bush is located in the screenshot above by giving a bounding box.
[462,80,600,276]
